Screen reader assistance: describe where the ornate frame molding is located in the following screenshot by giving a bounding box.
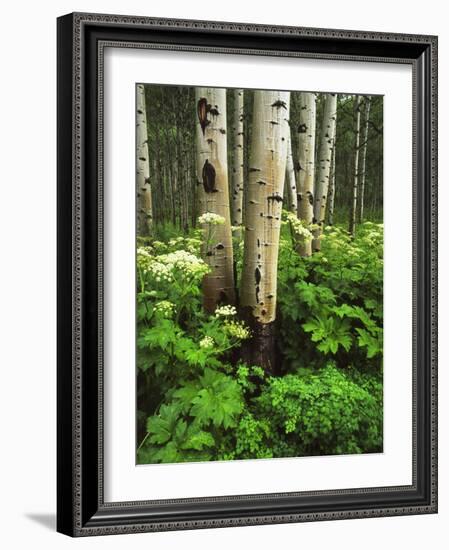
[57,12,437,537]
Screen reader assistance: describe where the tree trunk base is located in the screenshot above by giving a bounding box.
[240,313,278,376]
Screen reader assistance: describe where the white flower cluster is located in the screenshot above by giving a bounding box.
[154,300,175,318]
[198,212,226,226]
[199,336,215,349]
[137,247,154,271]
[152,240,166,250]
[214,305,237,318]
[224,320,251,340]
[185,238,202,254]
[161,250,209,278]
[146,260,173,283]
[138,248,209,283]
[284,212,313,243]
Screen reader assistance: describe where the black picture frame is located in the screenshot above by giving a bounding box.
[57,12,438,537]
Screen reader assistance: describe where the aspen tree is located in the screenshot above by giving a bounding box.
[296,92,316,256]
[327,143,336,225]
[285,131,297,213]
[136,84,153,235]
[231,89,244,230]
[240,90,290,373]
[312,93,337,251]
[195,88,235,312]
[358,96,371,224]
[349,96,362,236]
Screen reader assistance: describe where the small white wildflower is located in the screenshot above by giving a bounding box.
[161,250,209,279]
[137,247,154,272]
[198,212,226,226]
[137,247,209,282]
[148,260,173,282]
[154,300,175,318]
[284,212,313,243]
[224,320,251,340]
[185,237,202,254]
[137,247,151,257]
[214,305,237,318]
[199,336,214,349]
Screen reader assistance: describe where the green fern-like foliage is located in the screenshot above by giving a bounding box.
[137,221,384,464]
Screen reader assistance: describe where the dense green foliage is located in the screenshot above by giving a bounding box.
[137,220,383,463]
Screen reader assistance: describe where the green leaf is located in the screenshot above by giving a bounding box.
[152,441,183,463]
[181,426,215,450]
[172,383,199,413]
[138,319,181,351]
[146,404,180,445]
[356,328,382,358]
[303,316,352,354]
[190,370,243,429]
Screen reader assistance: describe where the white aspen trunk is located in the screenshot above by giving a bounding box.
[285,130,297,213]
[327,141,336,225]
[240,90,290,373]
[358,96,371,224]
[231,89,244,229]
[136,84,153,236]
[349,96,362,236]
[296,92,316,256]
[312,93,337,251]
[195,88,235,312]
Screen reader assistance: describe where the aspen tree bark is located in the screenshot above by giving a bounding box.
[240,90,290,374]
[136,84,153,236]
[349,96,362,236]
[195,87,235,312]
[327,143,336,225]
[312,93,337,251]
[231,89,244,230]
[285,130,297,213]
[358,96,371,224]
[296,92,317,256]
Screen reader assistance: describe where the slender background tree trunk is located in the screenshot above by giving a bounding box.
[231,89,244,230]
[240,91,290,374]
[327,148,336,225]
[312,93,337,251]
[349,96,362,236]
[195,87,235,312]
[136,84,153,236]
[285,130,297,213]
[327,126,337,226]
[296,92,316,256]
[358,96,371,224]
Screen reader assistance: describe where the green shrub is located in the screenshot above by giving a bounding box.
[137,219,384,464]
[253,364,382,456]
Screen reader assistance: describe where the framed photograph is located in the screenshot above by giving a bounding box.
[57,12,438,536]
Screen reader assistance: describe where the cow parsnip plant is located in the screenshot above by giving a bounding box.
[137,220,383,463]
